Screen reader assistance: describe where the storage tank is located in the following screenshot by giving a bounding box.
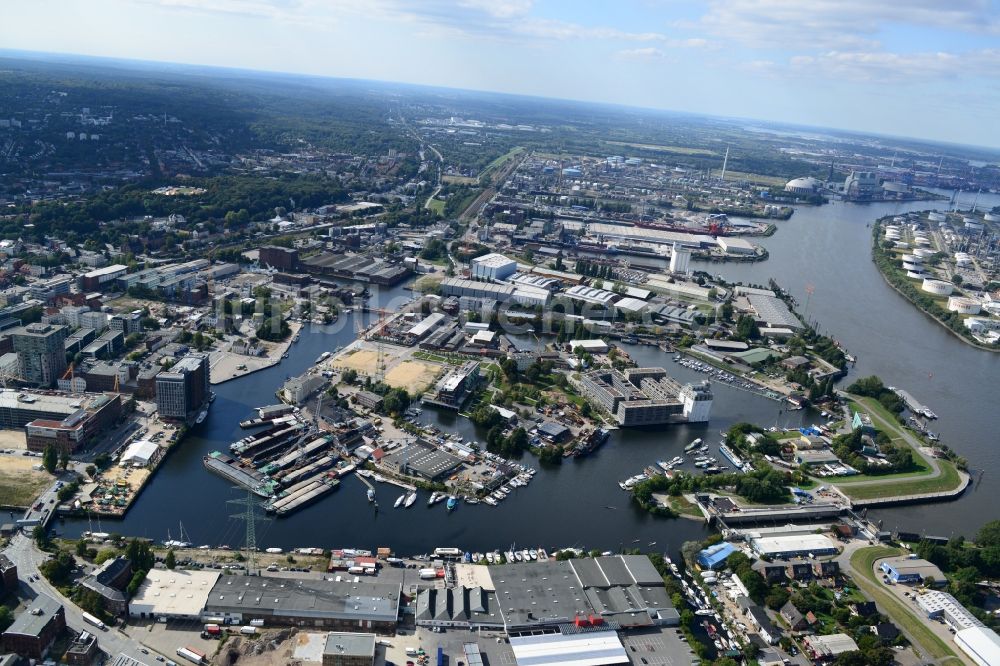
[921,278,954,296]
[928,211,946,222]
[906,270,926,279]
[913,248,934,258]
[984,212,1000,223]
[947,296,981,315]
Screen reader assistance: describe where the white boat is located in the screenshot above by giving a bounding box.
[538,549,548,560]
[404,491,417,508]
[521,549,530,561]
[472,553,481,563]
[486,552,495,564]
[529,549,538,560]
[483,497,497,506]
[514,551,523,562]
[394,494,405,508]
[505,550,515,563]
[195,409,208,424]
[367,489,375,502]
[427,492,440,506]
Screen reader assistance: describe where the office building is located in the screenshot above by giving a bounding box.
[155,354,210,423]
[109,312,142,335]
[18,392,124,454]
[10,323,68,387]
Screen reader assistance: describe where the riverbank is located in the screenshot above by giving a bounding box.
[871,218,999,353]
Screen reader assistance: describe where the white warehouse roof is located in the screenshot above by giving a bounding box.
[751,534,837,556]
[509,630,629,666]
[956,626,1000,666]
[472,253,516,268]
[129,569,220,619]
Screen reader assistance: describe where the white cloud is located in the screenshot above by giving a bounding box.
[700,0,1000,50]
[617,47,666,61]
[789,49,1000,83]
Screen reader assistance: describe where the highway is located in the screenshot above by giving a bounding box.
[3,533,155,664]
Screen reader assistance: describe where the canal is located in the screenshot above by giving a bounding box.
[61,190,999,551]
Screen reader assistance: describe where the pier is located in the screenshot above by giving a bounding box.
[892,388,936,419]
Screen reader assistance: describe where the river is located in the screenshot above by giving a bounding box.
[60,190,999,551]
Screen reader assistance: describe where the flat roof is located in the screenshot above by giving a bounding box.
[129,569,220,617]
[472,253,516,268]
[752,534,837,554]
[324,632,376,658]
[747,294,803,329]
[509,630,629,666]
[206,575,400,623]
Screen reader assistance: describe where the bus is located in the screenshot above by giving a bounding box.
[176,647,206,664]
[81,612,107,630]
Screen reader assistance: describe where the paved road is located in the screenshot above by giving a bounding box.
[836,540,971,666]
[4,533,155,663]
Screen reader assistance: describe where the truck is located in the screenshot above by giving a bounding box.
[202,624,221,636]
[176,647,206,664]
[239,626,258,635]
[249,619,265,627]
[81,611,107,630]
[418,568,438,580]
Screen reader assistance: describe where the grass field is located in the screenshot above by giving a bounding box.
[442,174,478,185]
[603,140,717,156]
[849,547,963,664]
[838,461,961,499]
[0,456,52,508]
[720,170,787,186]
[833,395,964,499]
[426,198,446,214]
[479,146,525,183]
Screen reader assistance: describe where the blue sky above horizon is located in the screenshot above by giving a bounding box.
[2,0,999,147]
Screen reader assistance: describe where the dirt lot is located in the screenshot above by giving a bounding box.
[0,430,27,450]
[0,454,53,507]
[335,349,382,374]
[0,454,53,508]
[384,360,441,394]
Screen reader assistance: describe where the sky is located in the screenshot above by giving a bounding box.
[2,0,999,147]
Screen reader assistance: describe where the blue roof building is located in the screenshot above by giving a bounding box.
[697,542,737,570]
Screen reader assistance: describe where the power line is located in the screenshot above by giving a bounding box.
[227,489,268,576]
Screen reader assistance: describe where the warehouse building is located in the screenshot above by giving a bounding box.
[486,555,677,632]
[803,633,859,661]
[916,591,985,631]
[746,294,803,330]
[471,253,517,281]
[717,237,755,255]
[15,391,125,454]
[750,534,838,559]
[509,630,629,666]
[956,626,1000,666]
[204,575,401,633]
[129,570,220,621]
[880,557,945,585]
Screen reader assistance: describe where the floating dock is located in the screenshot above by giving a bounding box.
[892,388,937,419]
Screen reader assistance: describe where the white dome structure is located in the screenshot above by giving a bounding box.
[784,177,822,194]
[922,278,954,296]
[948,296,981,314]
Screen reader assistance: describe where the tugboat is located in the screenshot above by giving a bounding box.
[446,496,458,512]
